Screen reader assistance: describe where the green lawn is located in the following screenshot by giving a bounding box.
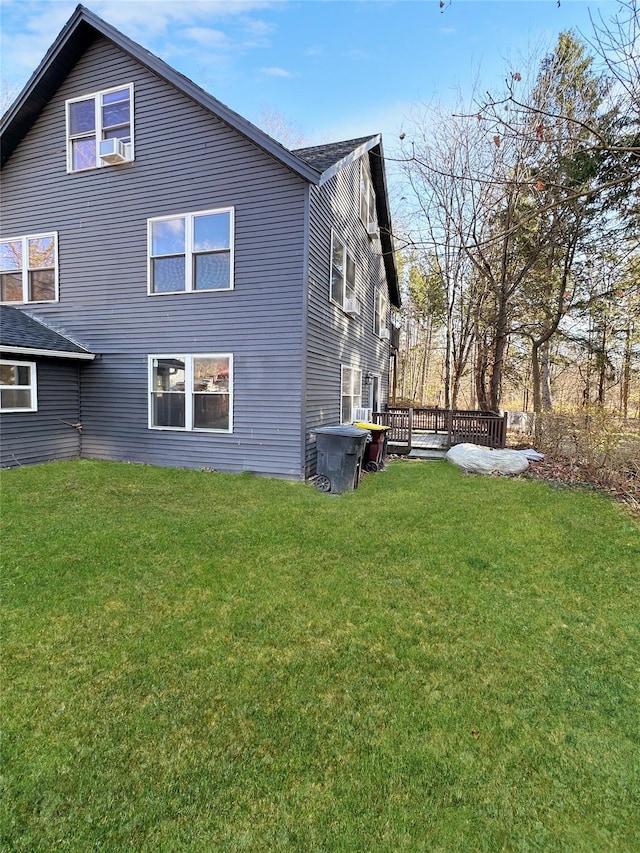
[2,460,639,852]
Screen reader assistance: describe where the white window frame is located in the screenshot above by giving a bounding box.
[0,360,37,412]
[147,208,235,295]
[330,230,357,312]
[0,232,59,304]
[340,364,362,424]
[360,160,376,232]
[374,288,388,337]
[66,84,135,173]
[148,353,233,433]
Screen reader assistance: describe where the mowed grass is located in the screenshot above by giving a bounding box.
[1,460,639,852]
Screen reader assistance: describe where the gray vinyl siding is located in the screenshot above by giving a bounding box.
[0,358,81,467]
[305,155,391,474]
[1,37,307,477]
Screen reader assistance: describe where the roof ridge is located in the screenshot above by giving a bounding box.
[0,5,320,182]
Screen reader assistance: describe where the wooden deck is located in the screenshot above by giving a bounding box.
[373,407,508,453]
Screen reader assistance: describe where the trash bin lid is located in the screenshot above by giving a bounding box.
[353,421,390,432]
[313,425,369,437]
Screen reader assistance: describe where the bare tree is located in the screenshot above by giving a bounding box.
[398,102,492,407]
[253,104,309,150]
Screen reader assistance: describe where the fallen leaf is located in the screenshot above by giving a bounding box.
[472,729,480,739]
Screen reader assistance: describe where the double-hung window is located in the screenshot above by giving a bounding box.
[330,231,357,312]
[0,233,58,303]
[0,361,37,412]
[149,354,233,432]
[148,209,234,294]
[66,84,134,171]
[360,162,376,233]
[341,365,362,424]
[374,288,388,337]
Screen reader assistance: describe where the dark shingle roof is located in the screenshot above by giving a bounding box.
[293,137,375,173]
[0,306,94,358]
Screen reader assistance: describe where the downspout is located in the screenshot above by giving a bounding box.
[76,360,82,459]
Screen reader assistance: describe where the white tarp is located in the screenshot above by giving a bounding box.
[446,443,530,475]
[517,448,545,462]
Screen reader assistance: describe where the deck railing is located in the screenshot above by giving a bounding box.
[373,409,413,445]
[373,407,508,450]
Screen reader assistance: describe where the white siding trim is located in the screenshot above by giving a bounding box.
[0,345,94,360]
[0,231,59,304]
[147,207,235,295]
[147,353,234,433]
[65,83,135,173]
[0,359,37,412]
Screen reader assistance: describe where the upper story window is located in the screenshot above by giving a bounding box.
[148,208,234,294]
[66,85,134,172]
[360,161,377,235]
[0,360,37,412]
[0,233,58,304]
[374,288,388,337]
[149,354,233,432]
[330,231,359,316]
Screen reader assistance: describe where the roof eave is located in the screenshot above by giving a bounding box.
[1,345,96,360]
[368,140,400,308]
[317,135,381,187]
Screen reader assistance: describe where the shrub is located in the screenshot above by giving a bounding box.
[535,408,640,512]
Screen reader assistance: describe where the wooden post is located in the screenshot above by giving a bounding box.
[408,407,413,450]
[446,409,453,449]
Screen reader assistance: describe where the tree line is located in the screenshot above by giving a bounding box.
[392,0,639,417]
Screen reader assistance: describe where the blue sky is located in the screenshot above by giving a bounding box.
[1,0,617,146]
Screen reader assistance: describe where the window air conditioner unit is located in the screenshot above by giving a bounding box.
[367,221,379,237]
[380,327,391,340]
[99,138,129,164]
[344,298,360,317]
[353,407,372,422]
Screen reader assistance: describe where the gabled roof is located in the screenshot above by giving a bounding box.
[294,137,375,175]
[0,4,319,182]
[0,306,95,360]
[296,136,400,308]
[0,4,399,307]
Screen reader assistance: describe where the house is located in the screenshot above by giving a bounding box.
[0,5,400,478]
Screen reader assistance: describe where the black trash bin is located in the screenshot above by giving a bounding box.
[313,425,369,493]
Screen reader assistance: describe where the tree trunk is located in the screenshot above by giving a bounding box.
[540,340,553,411]
[597,322,607,406]
[490,312,509,412]
[531,341,542,414]
[621,324,632,419]
[444,309,452,409]
[475,338,492,411]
